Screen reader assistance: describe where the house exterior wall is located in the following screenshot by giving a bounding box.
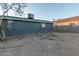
[2,19,53,37]
[54,16,79,26]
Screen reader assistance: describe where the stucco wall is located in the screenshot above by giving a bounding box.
[54,16,79,26]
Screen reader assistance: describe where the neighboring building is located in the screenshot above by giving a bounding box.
[53,16,79,32]
[1,16,53,37]
[54,16,79,26]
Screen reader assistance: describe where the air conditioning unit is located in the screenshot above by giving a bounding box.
[28,13,34,19]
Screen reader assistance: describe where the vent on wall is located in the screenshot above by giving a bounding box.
[28,13,34,19]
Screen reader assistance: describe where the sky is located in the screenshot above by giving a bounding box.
[1,3,79,21]
[25,3,79,21]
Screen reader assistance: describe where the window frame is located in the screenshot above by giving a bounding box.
[6,20,14,31]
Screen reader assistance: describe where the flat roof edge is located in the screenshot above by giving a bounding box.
[0,15,52,23]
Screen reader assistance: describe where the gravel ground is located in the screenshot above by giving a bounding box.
[0,32,79,56]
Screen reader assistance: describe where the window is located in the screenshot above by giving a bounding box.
[7,20,14,30]
[41,23,46,28]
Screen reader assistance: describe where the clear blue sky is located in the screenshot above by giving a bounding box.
[25,3,79,21]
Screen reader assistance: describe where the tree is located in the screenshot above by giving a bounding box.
[0,3,27,41]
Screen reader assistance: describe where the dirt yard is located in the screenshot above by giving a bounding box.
[0,32,79,56]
